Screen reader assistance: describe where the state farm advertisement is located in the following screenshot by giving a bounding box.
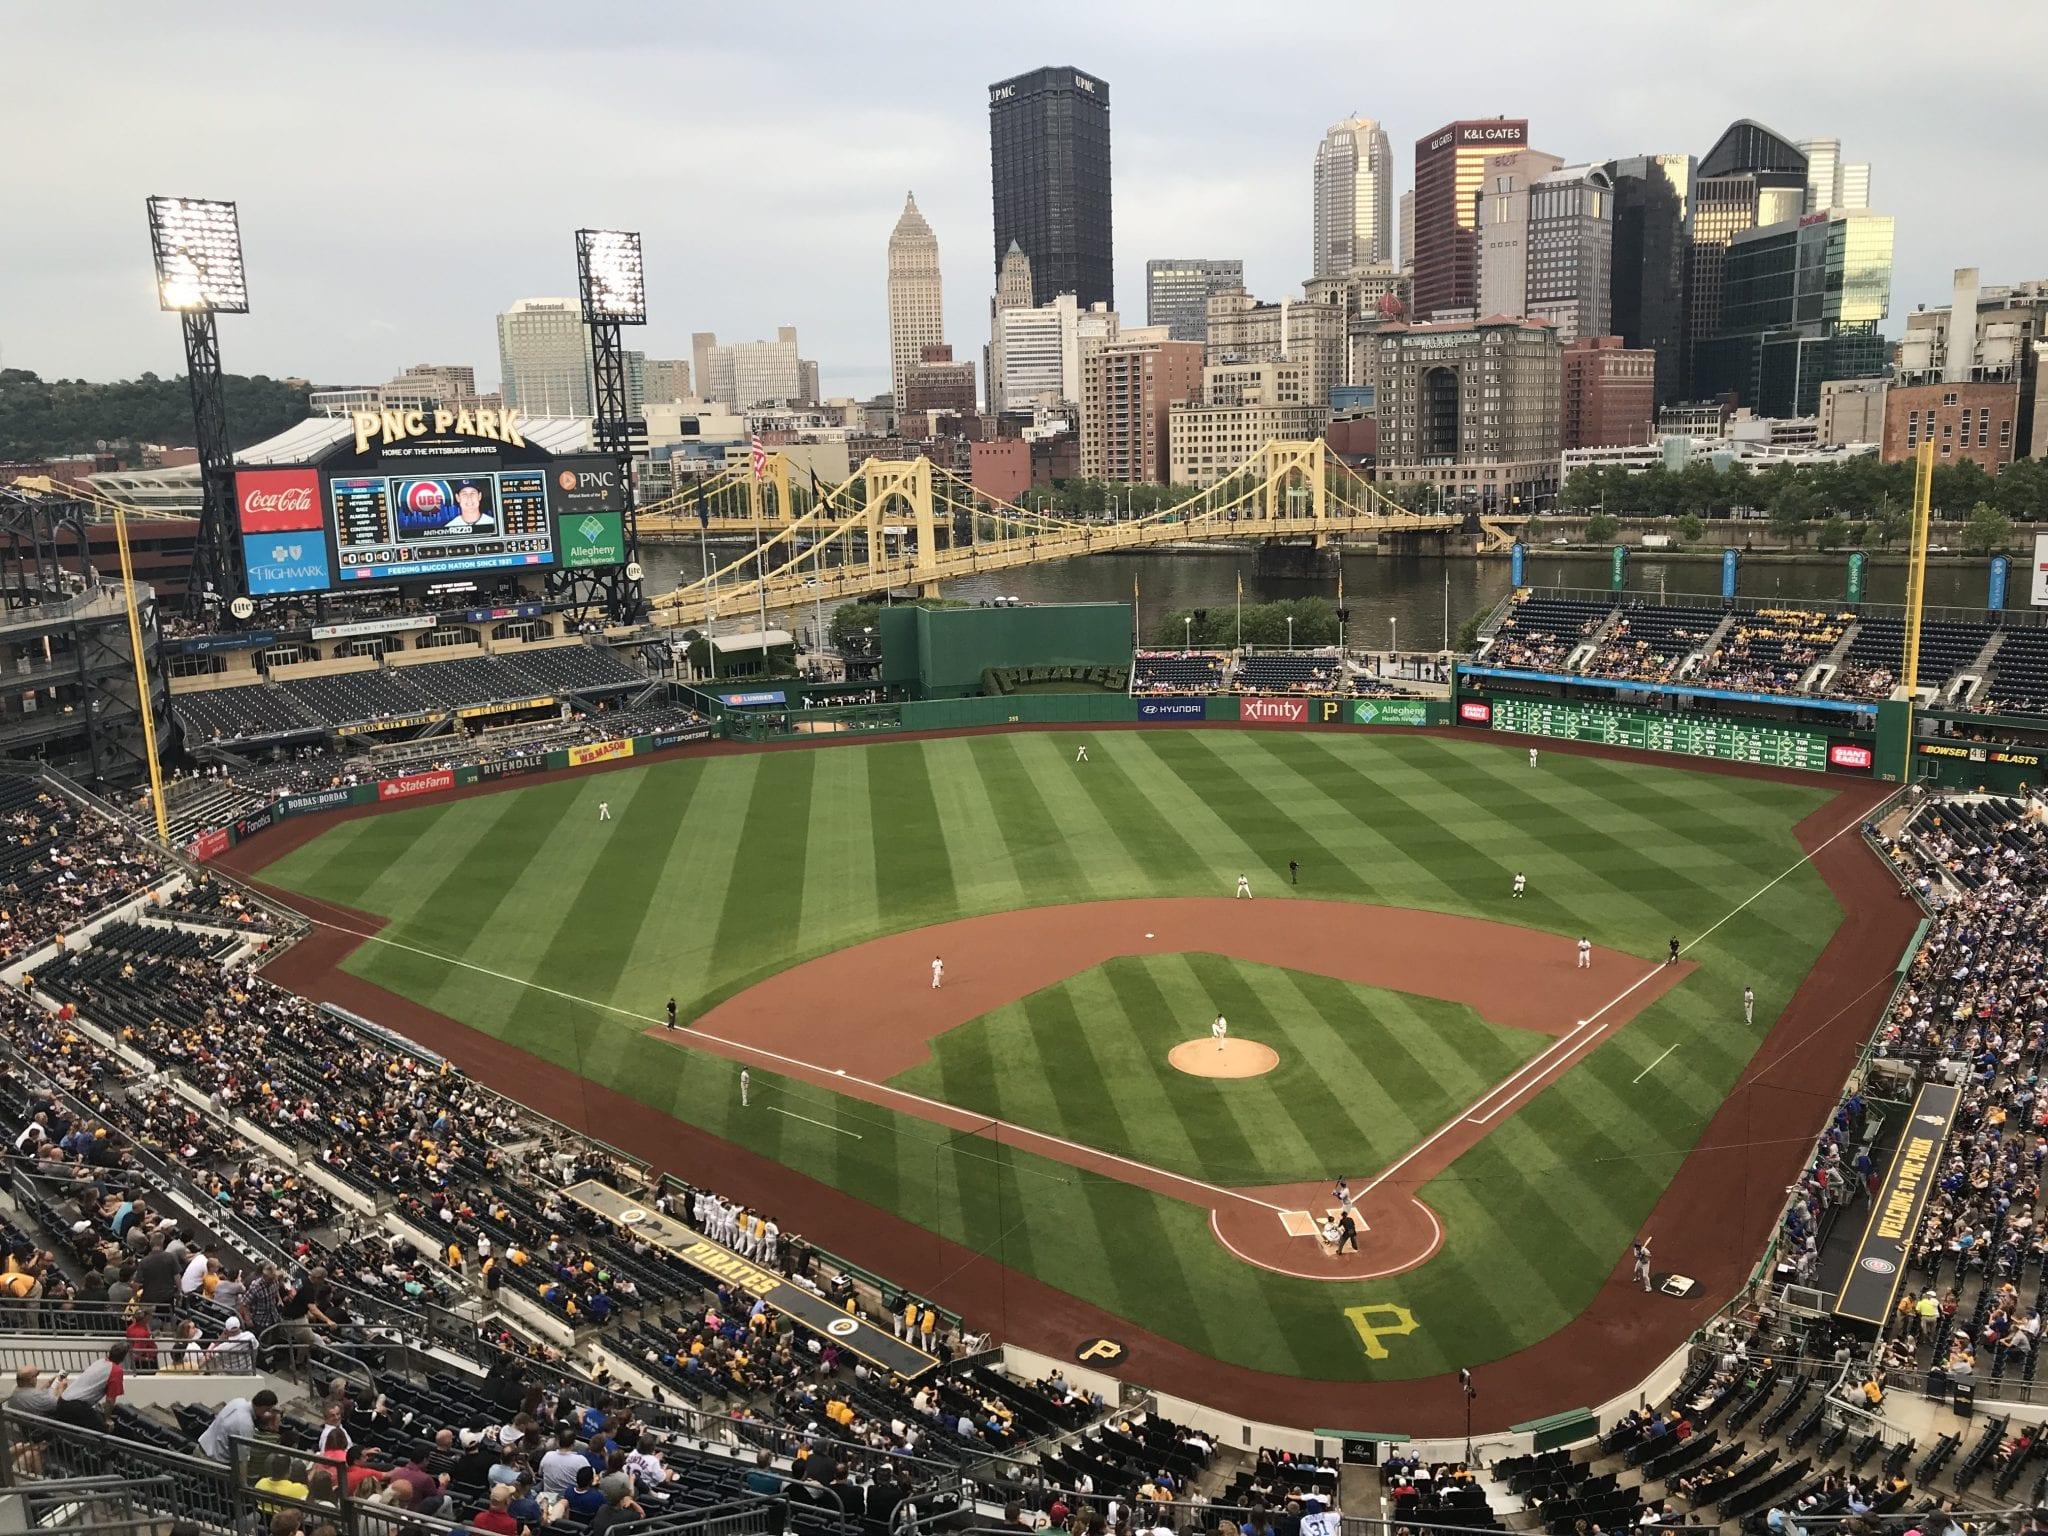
[234,468,323,533]
[378,769,455,802]
[1237,695,1310,725]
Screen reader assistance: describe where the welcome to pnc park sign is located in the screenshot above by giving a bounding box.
[351,406,529,455]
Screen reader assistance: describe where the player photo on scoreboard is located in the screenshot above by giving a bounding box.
[393,475,499,539]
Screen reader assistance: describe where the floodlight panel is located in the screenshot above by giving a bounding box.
[147,196,249,314]
[577,228,647,324]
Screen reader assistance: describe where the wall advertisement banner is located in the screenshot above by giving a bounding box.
[278,785,362,818]
[1137,698,1206,720]
[1348,698,1431,726]
[477,754,549,781]
[567,738,635,768]
[187,828,230,861]
[645,727,714,750]
[378,769,456,802]
[1238,695,1310,725]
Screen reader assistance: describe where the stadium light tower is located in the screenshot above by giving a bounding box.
[146,196,248,615]
[574,227,647,622]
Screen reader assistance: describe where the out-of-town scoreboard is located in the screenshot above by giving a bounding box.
[1485,695,1833,771]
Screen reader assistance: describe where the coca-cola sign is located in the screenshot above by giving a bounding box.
[235,468,323,533]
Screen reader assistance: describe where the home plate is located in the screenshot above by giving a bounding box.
[1279,1210,1318,1238]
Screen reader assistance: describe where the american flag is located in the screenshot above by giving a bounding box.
[749,433,767,480]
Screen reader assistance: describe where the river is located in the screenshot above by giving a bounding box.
[636,543,2013,652]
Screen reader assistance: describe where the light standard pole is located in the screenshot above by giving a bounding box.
[1390,616,1398,663]
[1286,616,1294,653]
[1183,615,1192,652]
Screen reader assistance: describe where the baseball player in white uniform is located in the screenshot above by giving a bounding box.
[931,956,943,989]
[1212,1014,1228,1051]
[598,802,612,821]
[1743,986,1755,1025]
[740,1068,751,1108]
[1512,871,1527,899]
[1235,873,1252,899]
[1577,937,1592,969]
[1076,743,1089,762]
[1529,748,1539,768]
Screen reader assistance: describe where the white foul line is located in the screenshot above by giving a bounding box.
[770,1105,863,1140]
[1367,801,1877,1191]
[1632,1044,1677,1084]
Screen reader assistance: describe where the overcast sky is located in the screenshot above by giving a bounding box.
[4,1,2042,403]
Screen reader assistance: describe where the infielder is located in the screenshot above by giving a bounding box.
[930,956,944,989]
[598,801,612,821]
[740,1068,751,1108]
[1235,873,1252,899]
[1577,936,1592,970]
[1743,986,1755,1025]
[1075,743,1089,762]
[1512,871,1527,899]
[1632,1236,1654,1293]
[1212,1014,1228,1051]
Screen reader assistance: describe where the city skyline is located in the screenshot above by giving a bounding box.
[2,0,2041,403]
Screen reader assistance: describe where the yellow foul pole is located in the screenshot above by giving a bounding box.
[1899,439,1936,782]
[112,504,170,847]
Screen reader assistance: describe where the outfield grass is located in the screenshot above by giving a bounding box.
[261,729,1847,1381]
[891,953,1545,1185]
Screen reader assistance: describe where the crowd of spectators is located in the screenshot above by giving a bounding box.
[1692,608,1848,694]
[0,781,166,966]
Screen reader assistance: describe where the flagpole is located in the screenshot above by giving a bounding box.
[1236,571,1243,653]
[1132,573,1140,650]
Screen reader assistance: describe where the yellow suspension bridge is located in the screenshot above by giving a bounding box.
[641,439,1474,629]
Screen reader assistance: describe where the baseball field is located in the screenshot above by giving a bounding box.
[245,727,1879,1402]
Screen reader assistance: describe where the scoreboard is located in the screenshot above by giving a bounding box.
[330,467,555,583]
[1486,695,1833,771]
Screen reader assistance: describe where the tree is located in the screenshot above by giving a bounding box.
[1675,513,1704,545]
[1523,514,1547,543]
[1585,513,1619,543]
[0,367,312,459]
[827,597,967,650]
[1559,468,1603,511]
[1816,515,1851,551]
[1769,483,1818,545]
[1995,458,2048,525]
[1867,497,1909,550]
[1932,458,1995,519]
[1961,501,2015,556]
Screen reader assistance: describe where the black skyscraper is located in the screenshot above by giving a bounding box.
[989,66,1114,310]
[1605,155,1693,407]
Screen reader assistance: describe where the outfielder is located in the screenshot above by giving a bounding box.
[1529,748,1539,768]
[598,801,612,821]
[1076,743,1089,762]
[1212,1013,1228,1051]
[1512,871,1527,899]
[1743,986,1755,1025]
[1577,936,1592,970]
[1235,873,1252,899]
[740,1068,751,1108]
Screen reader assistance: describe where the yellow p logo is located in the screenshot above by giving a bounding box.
[1345,1303,1419,1360]
[1076,1338,1127,1363]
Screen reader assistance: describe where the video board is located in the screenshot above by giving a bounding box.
[329,468,554,583]
[232,443,625,598]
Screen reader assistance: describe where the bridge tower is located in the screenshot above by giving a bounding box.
[1262,439,1330,543]
[861,458,939,595]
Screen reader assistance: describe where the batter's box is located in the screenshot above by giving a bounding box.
[1279,1210,1319,1238]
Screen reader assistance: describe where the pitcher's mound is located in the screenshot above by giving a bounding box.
[1170,1038,1279,1078]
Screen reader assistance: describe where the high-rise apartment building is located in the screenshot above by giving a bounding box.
[495,299,593,416]
[1560,335,1655,449]
[1146,258,1244,343]
[1205,290,1346,407]
[989,66,1114,308]
[1081,338,1203,482]
[642,358,692,404]
[1413,119,1529,320]
[690,332,718,406]
[695,326,814,409]
[1687,121,1809,396]
[1399,191,1415,276]
[1797,137,1871,213]
[1476,149,1564,319]
[1526,165,1614,343]
[986,241,1036,411]
[887,193,945,413]
[1370,317,1563,506]
[1697,207,1894,417]
[996,292,1084,410]
[1168,361,1329,486]
[1314,117,1395,276]
[1605,154,1693,405]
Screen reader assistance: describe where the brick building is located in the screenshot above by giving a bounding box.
[1080,338,1203,482]
[1560,335,1655,449]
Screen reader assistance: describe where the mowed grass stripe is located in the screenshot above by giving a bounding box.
[1023,733,1214,892]
[919,738,1027,917]
[614,761,755,1012]
[706,751,818,995]
[869,743,957,923]
[969,735,1096,896]
[799,747,881,954]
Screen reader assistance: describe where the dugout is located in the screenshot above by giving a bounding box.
[878,602,1134,699]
